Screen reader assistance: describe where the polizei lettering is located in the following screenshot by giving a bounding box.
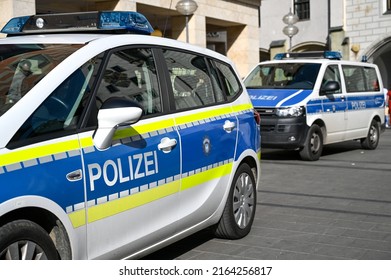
[249,95,278,101]
[88,151,159,191]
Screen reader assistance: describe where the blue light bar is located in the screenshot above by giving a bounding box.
[1,16,30,34]
[273,51,342,60]
[1,11,154,35]
[99,11,153,34]
[323,51,342,60]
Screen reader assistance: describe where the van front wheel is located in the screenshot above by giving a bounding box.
[361,119,380,150]
[299,124,323,161]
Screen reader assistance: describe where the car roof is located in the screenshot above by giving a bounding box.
[0,33,231,63]
[0,33,114,44]
[258,58,376,68]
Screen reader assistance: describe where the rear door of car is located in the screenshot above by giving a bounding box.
[159,48,238,229]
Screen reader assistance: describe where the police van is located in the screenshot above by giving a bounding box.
[244,51,385,161]
[0,11,261,259]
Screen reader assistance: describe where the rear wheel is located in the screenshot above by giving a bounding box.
[0,220,59,260]
[361,119,380,150]
[214,163,256,239]
[299,124,323,161]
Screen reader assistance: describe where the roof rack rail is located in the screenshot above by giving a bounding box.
[1,11,154,36]
[274,51,342,60]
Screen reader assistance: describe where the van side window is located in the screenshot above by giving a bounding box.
[95,48,161,116]
[363,67,380,91]
[321,65,341,93]
[342,65,379,93]
[162,49,216,110]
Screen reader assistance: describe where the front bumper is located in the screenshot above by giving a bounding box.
[259,115,308,149]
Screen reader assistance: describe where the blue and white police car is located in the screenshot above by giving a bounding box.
[244,51,385,161]
[0,11,261,259]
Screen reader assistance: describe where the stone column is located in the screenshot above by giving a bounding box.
[113,0,136,11]
[227,24,259,79]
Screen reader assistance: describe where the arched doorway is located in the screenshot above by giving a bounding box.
[367,37,391,89]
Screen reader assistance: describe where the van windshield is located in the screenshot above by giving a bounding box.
[0,44,83,117]
[244,63,321,90]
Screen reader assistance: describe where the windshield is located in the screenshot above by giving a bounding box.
[244,63,321,90]
[0,44,83,116]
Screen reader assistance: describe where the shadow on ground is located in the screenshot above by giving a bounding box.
[261,140,363,161]
[141,228,215,260]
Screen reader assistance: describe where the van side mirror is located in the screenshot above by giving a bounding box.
[320,81,340,95]
[93,97,143,150]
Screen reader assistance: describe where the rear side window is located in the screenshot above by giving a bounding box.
[342,65,380,93]
[162,49,219,110]
[213,60,242,100]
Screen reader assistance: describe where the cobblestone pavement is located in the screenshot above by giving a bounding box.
[144,129,391,260]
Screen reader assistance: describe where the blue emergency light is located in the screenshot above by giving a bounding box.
[274,51,342,60]
[1,11,154,35]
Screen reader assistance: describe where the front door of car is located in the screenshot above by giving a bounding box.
[161,49,237,229]
[82,47,181,259]
[320,64,347,142]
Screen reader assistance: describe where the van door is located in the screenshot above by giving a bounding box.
[320,64,347,142]
[342,65,382,139]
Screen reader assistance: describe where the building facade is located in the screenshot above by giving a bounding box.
[0,0,261,77]
[259,0,391,88]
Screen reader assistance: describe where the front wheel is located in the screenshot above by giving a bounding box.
[361,119,380,150]
[0,220,59,260]
[214,163,256,239]
[299,124,323,161]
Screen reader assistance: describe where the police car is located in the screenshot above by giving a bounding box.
[0,11,261,259]
[244,51,385,161]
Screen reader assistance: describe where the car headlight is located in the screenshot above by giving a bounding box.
[276,106,304,117]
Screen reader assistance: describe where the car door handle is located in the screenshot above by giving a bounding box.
[66,169,82,182]
[158,137,177,153]
[223,120,236,133]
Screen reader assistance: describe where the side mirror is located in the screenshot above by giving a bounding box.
[320,81,340,95]
[93,97,143,150]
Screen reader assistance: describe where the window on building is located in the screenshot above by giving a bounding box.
[388,0,391,12]
[294,0,310,20]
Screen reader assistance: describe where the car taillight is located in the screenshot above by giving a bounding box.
[253,109,261,125]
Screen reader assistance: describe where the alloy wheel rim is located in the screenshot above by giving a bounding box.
[233,173,255,229]
[0,241,47,260]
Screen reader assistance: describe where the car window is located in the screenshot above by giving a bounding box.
[162,49,218,110]
[95,48,161,116]
[321,65,342,93]
[342,65,379,93]
[213,60,242,100]
[363,67,380,91]
[244,63,321,90]
[0,44,83,117]
[10,58,100,145]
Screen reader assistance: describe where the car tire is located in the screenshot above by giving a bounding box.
[299,124,323,161]
[0,220,59,260]
[361,119,380,150]
[214,163,256,239]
